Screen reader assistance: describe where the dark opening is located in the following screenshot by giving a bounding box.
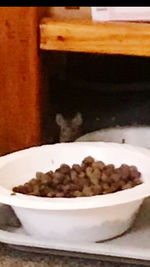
[40,51,150,144]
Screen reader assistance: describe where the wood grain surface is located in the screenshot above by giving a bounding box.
[0,7,40,155]
[40,18,150,56]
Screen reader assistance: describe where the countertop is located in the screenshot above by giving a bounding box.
[0,242,146,267]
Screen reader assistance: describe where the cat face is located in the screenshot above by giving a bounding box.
[56,113,83,142]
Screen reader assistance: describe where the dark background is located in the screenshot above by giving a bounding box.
[40,51,150,143]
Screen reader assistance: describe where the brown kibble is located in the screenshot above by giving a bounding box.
[59,164,71,174]
[45,171,53,176]
[40,185,50,196]
[55,192,65,197]
[82,156,94,165]
[101,172,108,182]
[72,191,83,197]
[25,183,33,193]
[72,164,82,173]
[78,171,85,179]
[109,184,118,193]
[92,161,105,170]
[91,185,103,195]
[36,172,44,180]
[103,164,115,176]
[92,168,101,179]
[83,185,93,196]
[32,184,40,196]
[52,172,64,185]
[133,178,142,186]
[13,156,142,198]
[117,180,126,189]
[78,177,88,188]
[120,164,130,180]
[69,184,80,191]
[81,162,86,171]
[63,175,71,185]
[13,185,28,194]
[110,173,120,183]
[130,166,141,179]
[122,181,133,190]
[70,170,77,180]
[11,192,16,196]
[86,167,93,178]
[30,178,37,185]
[53,171,64,180]
[47,191,56,197]
[62,184,71,194]
[102,183,110,191]
[88,168,101,185]
[41,174,51,185]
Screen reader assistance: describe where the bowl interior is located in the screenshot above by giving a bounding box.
[0,142,150,190]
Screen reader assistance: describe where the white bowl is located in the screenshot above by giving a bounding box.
[76,126,150,148]
[0,142,150,242]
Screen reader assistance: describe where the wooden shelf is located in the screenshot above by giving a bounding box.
[40,18,150,57]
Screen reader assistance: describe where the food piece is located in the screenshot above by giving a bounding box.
[12,156,142,198]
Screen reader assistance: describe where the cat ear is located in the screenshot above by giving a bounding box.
[56,113,66,127]
[72,113,83,127]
